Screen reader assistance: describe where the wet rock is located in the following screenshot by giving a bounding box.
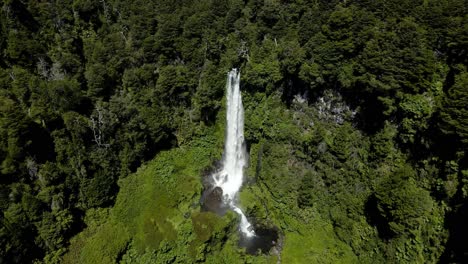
[201,187,229,215]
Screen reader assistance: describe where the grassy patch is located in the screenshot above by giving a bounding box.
[63,131,224,263]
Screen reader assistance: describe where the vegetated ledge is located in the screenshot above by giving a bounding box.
[201,169,282,256]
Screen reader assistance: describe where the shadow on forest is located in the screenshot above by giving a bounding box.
[364,194,394,240]
[440,200,468,263]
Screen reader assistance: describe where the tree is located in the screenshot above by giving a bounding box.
[375,166,433,237]
[440,66,468,146]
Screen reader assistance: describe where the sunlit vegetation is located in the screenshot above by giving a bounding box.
[1,0,467,263]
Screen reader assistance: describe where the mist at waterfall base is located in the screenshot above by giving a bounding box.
[201,69,279,255]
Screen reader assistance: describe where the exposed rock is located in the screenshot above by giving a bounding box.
[201,186,229,216]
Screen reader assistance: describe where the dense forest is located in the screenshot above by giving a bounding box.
[0,0,467,263]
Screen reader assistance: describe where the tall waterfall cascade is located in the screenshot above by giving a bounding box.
[211,69,255,238]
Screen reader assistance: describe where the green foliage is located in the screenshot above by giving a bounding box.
[398,93,435,143]
[156,65,195,105]
[282,227,357,264]
[36,210,74,251]
[440,66,468,145]
[63,133,227,263]
[243,39,283,93]
[375,166,433,236]
[371,122,398,161]
[0,96,30,176]
[0,0,466,263]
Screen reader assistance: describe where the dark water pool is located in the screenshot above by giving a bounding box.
[201,184,280,255]
[239,225,279,255]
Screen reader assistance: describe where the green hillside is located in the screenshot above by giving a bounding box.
[1,0,467,263]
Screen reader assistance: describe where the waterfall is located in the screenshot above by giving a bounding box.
[212,69,255,238]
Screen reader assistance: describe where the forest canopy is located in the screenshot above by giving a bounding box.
[0,0,467,263]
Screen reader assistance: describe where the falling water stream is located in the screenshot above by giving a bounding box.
[211,69,255,238]
[201,69,280,254]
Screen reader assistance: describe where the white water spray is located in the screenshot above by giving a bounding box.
[212,69,255,238]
